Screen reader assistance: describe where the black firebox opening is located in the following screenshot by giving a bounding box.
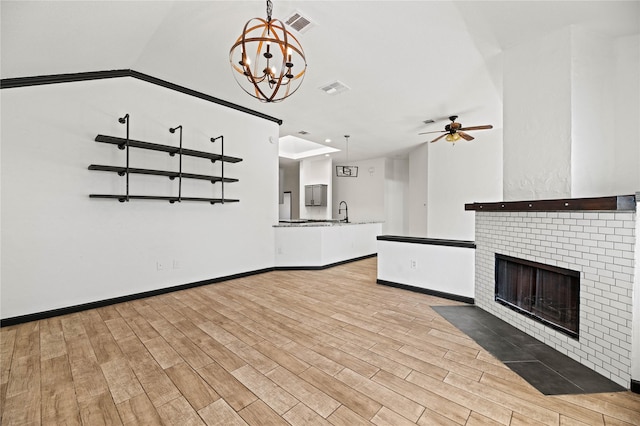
[495,254,580,339]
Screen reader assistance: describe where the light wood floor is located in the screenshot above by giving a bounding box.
[1,257,639,425]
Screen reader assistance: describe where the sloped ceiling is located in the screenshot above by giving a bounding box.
[2,1,638,162]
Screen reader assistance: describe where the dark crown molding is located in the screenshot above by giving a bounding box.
[0,69,283,125]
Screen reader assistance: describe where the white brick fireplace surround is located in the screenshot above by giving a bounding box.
[467,194,638,389]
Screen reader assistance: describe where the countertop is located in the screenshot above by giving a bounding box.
[274,219,382,228]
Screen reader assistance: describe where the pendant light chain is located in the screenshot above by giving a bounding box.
[266,0,273,22]
[345,135,350,165]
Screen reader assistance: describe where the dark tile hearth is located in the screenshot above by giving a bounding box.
[433,305,625,395]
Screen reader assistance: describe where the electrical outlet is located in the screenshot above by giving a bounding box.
[156,261,164,271]
[410,259,417,269]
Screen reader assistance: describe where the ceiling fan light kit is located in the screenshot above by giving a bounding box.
[230,0,307,103]
[419,115,493,144]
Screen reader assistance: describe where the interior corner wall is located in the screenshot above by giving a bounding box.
[0,77,279,320]
[503,27,572,201]
[408,143,428,237]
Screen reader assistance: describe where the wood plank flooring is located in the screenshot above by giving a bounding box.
[1,257,639,425]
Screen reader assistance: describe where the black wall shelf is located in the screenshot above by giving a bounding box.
[94,134,242,163]
[89,194,239,204]
[88,165,238,184]
[89,119,242,204]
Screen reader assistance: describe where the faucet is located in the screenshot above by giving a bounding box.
[338,201,349,223]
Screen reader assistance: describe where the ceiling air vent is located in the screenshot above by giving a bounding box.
[285,10,314,34]
[319,80,350,96]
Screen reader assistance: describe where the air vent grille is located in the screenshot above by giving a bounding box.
[319,80,350,96]
[285,10,314,33]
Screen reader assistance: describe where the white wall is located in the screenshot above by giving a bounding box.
[571,27,617,198]
[299,157,332,220]
[503,27,640,201]
[1,77,279,320]
[384,157,409,235]
[332,157,386,223]
[503,27,573,200]
[408,143,428,237]
[613,35,640,194]
[427,130,502,241]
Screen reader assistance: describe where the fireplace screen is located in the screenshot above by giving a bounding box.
[495,254,579,338]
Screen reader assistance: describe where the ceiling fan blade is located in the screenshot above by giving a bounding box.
[418,130,445,135]
[430,133,448,143]
[458,125,493,131]
[458,131,474,141]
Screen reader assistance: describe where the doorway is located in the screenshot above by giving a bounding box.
[279,191,292,220]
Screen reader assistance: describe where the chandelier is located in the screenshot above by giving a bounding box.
[229,0,307,103]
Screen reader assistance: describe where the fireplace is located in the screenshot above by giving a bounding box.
[495,254,579,338]
[466,194,638,389]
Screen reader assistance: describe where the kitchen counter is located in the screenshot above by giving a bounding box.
[275,219,381,227]
[274,221,382,267]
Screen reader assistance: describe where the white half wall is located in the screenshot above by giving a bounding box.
[1,77,279,320]
[274,223,382,268]
[377,239,475,299]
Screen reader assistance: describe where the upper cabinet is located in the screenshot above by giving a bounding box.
[304,184,327,206]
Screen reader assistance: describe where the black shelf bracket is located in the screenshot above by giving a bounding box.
[118,114,130,201]
[169,125,183,202]
[211,135,224,204]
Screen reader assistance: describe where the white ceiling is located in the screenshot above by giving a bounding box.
[2,1,638,162]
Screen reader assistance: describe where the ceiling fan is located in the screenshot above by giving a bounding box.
[419,115,493,143]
